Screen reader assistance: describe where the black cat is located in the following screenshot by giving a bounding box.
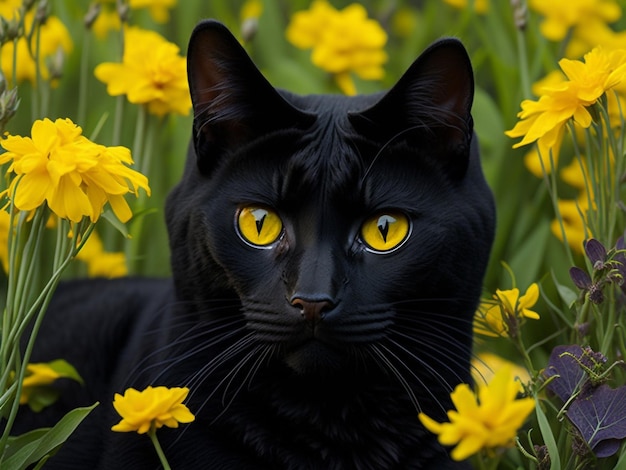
[12,20,495,469]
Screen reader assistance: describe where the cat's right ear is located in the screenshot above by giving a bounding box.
[186,20,314,174]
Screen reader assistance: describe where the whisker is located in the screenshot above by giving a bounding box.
[185,332,257,392]
[141,320,248,386]
[374,342,450,414]
[124,316,247,385]
[385,335,460,390]
[367,344,420,411]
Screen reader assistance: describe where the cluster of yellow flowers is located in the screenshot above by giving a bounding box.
[0,0,72,87]
[506,47,626,252]
[75,231,127,278]
[0,2,195,466]
[473,284,540,338]
[95,27,191,117]
[419,366,535,461]
[506,48,626,154]
[286,0,387,95]
[0,117,150,223]
[91,0,176,38]
[529,0,624,57]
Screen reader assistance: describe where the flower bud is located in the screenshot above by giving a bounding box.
[0,86,20,132]
[47,46,65,82]
[35,0,49,26]
[241,18,258,44]
[84,2,102,30]
[117,0,130,23]
[510,0,527,31]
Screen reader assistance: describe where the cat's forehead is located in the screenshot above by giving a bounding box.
[284,90,380,118]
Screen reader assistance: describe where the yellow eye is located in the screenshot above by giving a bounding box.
[237,206,283,246]
[361,212,410,252]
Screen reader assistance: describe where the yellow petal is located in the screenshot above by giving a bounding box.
[450,433,486,461]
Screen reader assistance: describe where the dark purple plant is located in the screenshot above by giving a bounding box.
[567,384,626,458]
[544,344,626,459]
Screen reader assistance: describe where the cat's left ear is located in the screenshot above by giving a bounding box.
[349,38,474,179]
[186,20,315,174]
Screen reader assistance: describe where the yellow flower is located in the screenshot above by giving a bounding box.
[506,47,626,154]
[91,4,122,39]
[566,19,626,59]
[286,1,387,95]
[0,0,21,18]
[76,231,127,278]
[443,0,489,14]
[94,27,191,116]
[551,197,590,254]
[474,283,540,338]
[90,0,176,38]
[286,0,336,49]
[496,284,540,320]
[560,158,589,191]
[529,0,621,42]
[241,0,263,21]
[0,117,150,223]
[0,10,73,86]
[129,0,177,23]
[19,363,61,405]
[111,386,195,434]
[419,365,535,461]
[18,360,82,410]
[472,353,529,393]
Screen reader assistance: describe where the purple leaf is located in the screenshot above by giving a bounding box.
[567,384,626,458]
[544,345,587,402]
[569,267,592,290]
[584,239,607,270]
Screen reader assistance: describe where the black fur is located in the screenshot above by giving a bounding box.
[11,20,495,469]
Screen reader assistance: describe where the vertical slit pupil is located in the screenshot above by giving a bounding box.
[377,216,394,242]
[252,210,267,235]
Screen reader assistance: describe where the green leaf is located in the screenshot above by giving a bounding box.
[25,387,60,413]
[555,282,578,309]
[534,398,561,470]
[3,429,50,462]
[2,403,98,470]
[46,359,83,385]
[101,210,130,238]
[508,219,551,291]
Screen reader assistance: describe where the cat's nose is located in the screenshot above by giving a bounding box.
[290,297,334,323]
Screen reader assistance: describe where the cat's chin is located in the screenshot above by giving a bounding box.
[283,340,346,376]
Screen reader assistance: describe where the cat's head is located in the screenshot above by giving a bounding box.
[166,20,494,396]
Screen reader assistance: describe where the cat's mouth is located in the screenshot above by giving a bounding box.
[283,339,346,375]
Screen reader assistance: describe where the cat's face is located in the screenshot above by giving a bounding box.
[166,21,495,397]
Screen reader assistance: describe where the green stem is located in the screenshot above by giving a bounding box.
[132,105,147,172]
[0,221,95,452]
[515,27,532,100]
[0,256,67,454]
[32,17,42,120]
[77,28,92,126]
[112,96,125,146]
[111,23,127,146]
[148,425,172,470]
[126,106,149,273]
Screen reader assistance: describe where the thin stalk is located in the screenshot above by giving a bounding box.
[0,221,95,450]
[77,29,92,126]
[126,106,148,273]
[148,425,172,470]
